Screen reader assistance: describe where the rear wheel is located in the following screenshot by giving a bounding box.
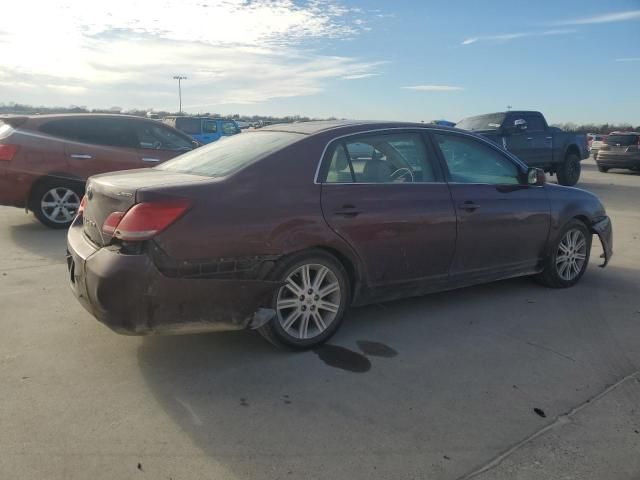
[597,165,609,173]
[536,220,591,288]
[31,179,83,229]
[556,153,581,186]
[258,251,350,349]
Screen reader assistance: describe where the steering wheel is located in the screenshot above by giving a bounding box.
[390,167,414,182]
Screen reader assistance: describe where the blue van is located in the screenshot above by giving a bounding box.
[163,117,240,144]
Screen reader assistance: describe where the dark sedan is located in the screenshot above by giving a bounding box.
[67,121,613,349]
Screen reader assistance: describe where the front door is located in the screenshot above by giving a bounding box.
[319,131,457,287]
[430,131,550,279]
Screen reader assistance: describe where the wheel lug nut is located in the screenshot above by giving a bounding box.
[299,295,305,301]
[310,305,315,311]
[301,306,307,311]
[308,289,313,294]
[314,295,319,301]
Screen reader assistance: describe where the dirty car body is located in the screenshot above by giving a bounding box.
[66,121,612,339]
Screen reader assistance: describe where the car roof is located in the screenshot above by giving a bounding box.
[260,119,460,136]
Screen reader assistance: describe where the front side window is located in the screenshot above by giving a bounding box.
[222,121,239,135]
[157,131,301,177]
[433,133,521,185]
[324,132,437,184]
[136,123,193,151]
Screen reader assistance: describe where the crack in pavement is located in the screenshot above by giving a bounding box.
[456,369,640,480]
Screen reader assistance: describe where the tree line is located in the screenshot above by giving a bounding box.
[0,103,335,124]
[551,122,639,134]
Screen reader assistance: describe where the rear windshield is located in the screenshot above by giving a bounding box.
[156,131,301,177]
[175,117,202,134]
[456,113,506,132]
[606,134,639,146]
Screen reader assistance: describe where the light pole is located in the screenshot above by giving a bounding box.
[173,75,187,114]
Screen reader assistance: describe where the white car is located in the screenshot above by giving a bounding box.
[588,134,607,159]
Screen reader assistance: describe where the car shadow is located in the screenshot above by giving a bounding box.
[9,220,68,261]
[136,263,639,479]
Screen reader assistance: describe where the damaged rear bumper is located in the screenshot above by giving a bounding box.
[67,223,280,335]
[591,216,613,267]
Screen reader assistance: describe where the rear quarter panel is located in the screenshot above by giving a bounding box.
[151,134,366,286]
[0,128,66,208]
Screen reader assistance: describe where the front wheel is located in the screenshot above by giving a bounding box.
[556,153,581,186]
[597,165,609,173]
[536,220,592,288]
[258,251,350,349]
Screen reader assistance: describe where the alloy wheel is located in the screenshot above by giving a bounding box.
[556,229,587,281]
[276,263,342,340]
[40,187,81,224]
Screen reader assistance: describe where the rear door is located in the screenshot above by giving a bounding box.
[40,117,144,180]
[319,130,456,287]
[431,131,550,280]
[521,113,552,167]
[200,119,221,144]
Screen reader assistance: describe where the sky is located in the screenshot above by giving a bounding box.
[1,0,639,124]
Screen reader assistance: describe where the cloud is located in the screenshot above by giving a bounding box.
[551,10,640,26]
[342,73,381,80]
[402,85,464,92]
[615,57,640,62]
[462,29,574,45]
[0,0,382,109]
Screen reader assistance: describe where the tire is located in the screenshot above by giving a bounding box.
[597,165,609,173]
[556,153,581,186]
[258,250,351,349]
[536,219,592,288]
[31,179,84,229]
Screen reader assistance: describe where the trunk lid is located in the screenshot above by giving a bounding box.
[83,169,205,246]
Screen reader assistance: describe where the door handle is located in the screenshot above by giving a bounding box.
[142,157,160,163]
[457,201,480,212]
[334,205,361,217]
[545,136,553,140]
[526,137,533,141]
[69,153,92,159]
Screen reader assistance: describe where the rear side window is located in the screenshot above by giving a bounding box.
[157,131,301,177]
[40,118,138,148]
[202,120,217,133]
[323,132,438,183]
[175,117,202,135]
[522,114,545,132]
[606,134,639,146]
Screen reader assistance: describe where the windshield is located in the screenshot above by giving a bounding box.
[457,113,506,131]
[156,131,301,177]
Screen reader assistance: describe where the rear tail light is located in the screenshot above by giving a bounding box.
[77,195,87,217]
[0,144,18,161]
[103,200,191,241]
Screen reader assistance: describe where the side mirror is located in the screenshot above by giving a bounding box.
[514,119,528,131]
[191,140,201,149]
[527,167,546,186]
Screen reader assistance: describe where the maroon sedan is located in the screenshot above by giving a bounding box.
[0,114,196,228]
[67,121,613,348]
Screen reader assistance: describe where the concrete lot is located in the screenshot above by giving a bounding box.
[1,158,639,480]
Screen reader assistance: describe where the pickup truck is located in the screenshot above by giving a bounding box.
[457,111,589,186]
